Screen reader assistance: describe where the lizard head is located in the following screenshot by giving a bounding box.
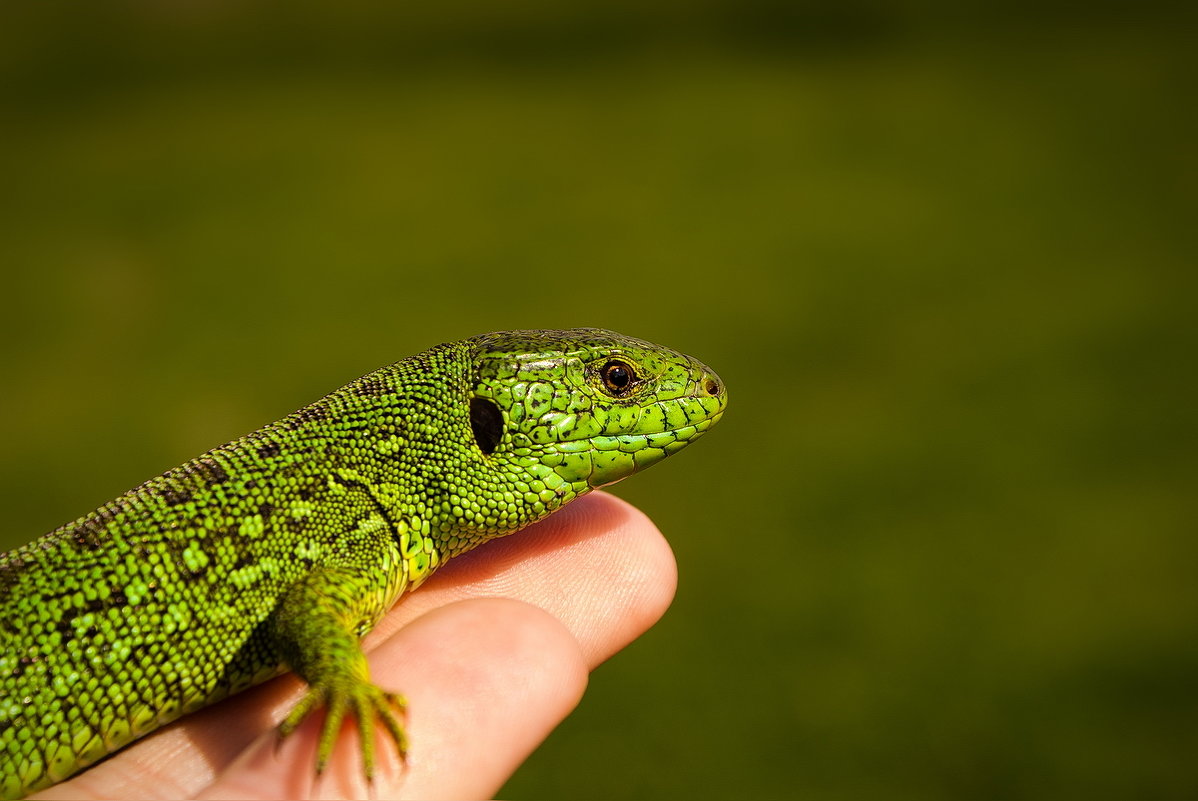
[468,328,726,500]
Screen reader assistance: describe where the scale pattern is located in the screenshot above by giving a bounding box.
[0,328,726,797]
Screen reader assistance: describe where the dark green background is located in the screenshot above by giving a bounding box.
[1,3,1194,798]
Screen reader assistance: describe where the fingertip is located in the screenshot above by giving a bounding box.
[560,492,679,663]
[373,598,590,800]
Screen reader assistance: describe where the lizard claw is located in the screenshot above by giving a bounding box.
[278,682,408,781]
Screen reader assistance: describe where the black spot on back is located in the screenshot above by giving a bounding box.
[256,440,281,459]
[73,516,109,550]
[0,554,28,595]
[355,376,391,397]
[286,404,328,429]
[160,486,192,506]
[188,457,229,487]
[55,617,77,641]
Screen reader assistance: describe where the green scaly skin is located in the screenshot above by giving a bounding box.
[0,328,726,798]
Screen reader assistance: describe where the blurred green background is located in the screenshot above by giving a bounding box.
[1,2,1194,798]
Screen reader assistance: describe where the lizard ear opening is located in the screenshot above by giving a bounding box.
[469,397,504,455]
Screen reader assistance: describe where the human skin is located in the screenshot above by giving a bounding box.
[32,492,678,800]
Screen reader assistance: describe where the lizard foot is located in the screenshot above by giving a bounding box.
[278,681,409,781]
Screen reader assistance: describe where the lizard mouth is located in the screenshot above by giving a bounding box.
[557,379,726,488]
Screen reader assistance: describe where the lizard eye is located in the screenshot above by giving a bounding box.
[600,360,636,396]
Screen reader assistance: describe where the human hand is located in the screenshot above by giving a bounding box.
[34,492,677,800]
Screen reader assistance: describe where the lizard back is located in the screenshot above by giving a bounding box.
[0,328,726,797]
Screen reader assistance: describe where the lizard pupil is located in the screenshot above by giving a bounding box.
[601,360,635,395]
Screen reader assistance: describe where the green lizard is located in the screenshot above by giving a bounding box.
[0,328,725,798]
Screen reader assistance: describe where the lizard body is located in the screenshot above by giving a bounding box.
[0,328,725,798]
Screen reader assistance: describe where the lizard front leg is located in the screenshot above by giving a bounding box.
[269,565,409,780]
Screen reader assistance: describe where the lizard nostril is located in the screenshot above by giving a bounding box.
[704,378,720,396]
